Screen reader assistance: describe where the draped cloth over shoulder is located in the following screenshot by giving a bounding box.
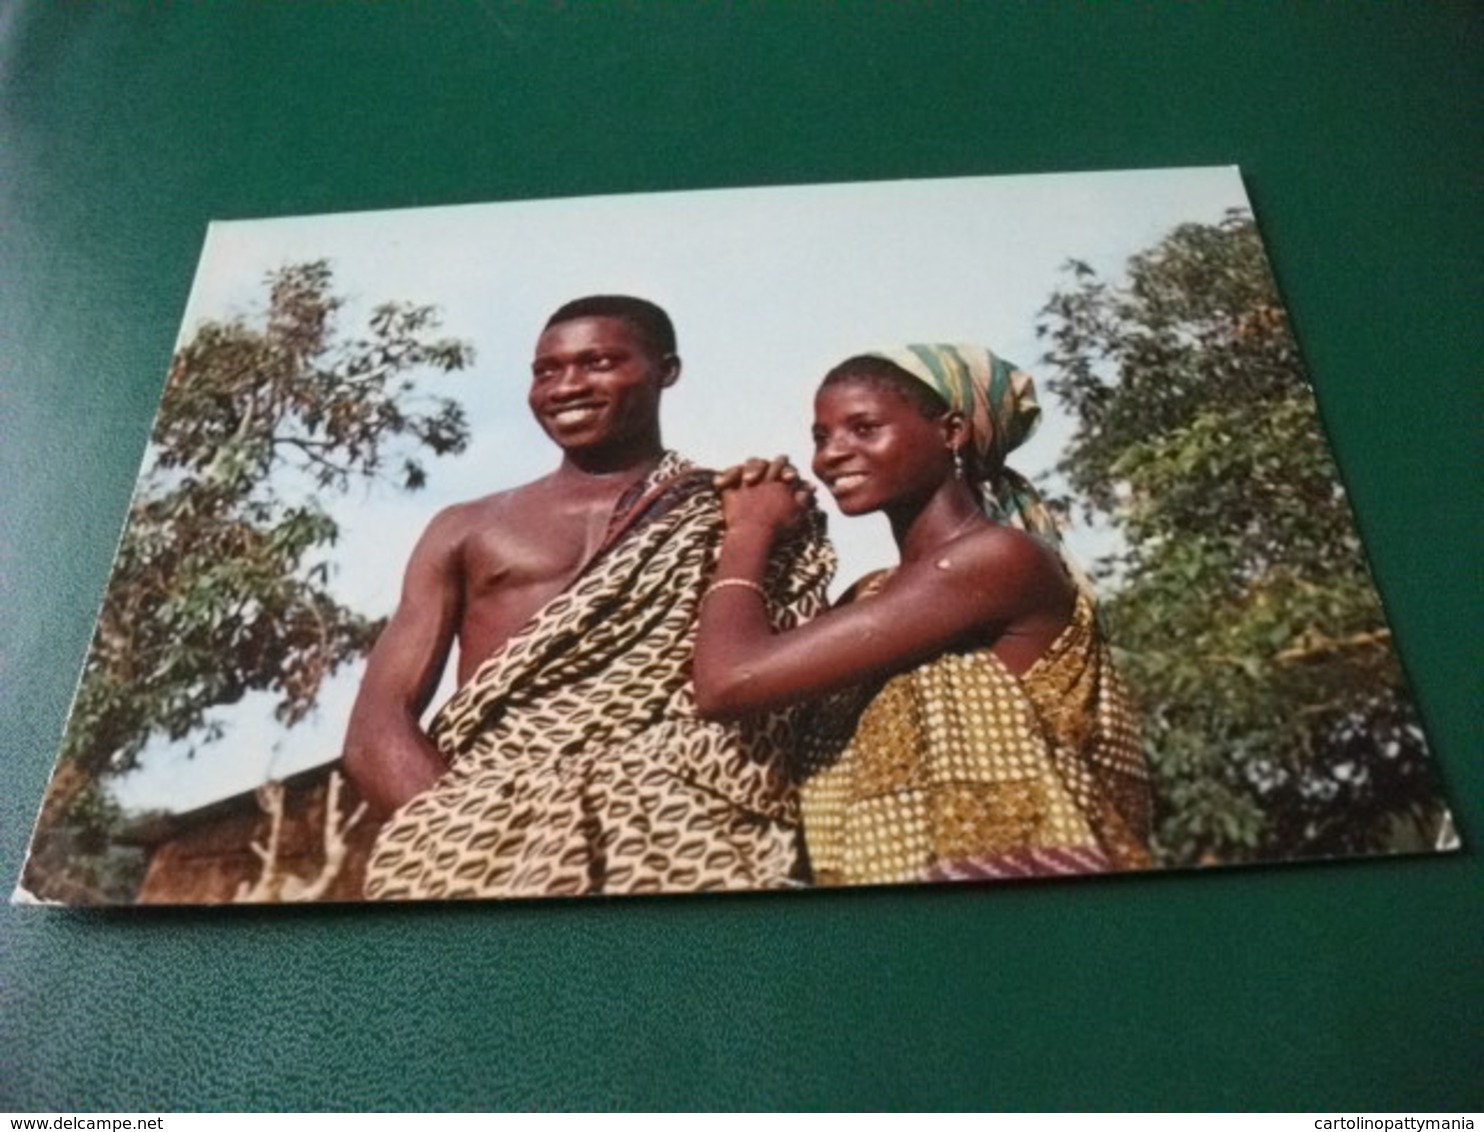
[363,452,836,900]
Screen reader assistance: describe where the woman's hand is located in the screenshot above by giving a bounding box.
[713,456,815,540]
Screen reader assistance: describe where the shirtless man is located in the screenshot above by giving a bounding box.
[344,296,833,899]
[343,295,682,816]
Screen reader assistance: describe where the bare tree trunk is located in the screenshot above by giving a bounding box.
[233,770,367,903]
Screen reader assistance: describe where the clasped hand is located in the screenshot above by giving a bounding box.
[713,456,816,539]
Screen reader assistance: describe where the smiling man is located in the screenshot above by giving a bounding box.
[343,296,834,900]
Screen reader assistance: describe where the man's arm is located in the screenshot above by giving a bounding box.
[342,508,465,816]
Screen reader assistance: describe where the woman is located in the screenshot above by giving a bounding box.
[694,344,1153,886]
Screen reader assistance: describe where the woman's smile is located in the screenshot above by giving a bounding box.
[825,470,869,493]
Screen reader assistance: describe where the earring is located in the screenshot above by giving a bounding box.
[952,447,966,480]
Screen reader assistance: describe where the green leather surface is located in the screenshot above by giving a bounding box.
[2,2,1478,1111]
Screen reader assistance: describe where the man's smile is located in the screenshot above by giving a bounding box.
[545,403,606,427]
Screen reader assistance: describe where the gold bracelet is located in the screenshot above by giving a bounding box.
[703,577,768,602]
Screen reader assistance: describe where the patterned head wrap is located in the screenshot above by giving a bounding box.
[868,344,1061,543]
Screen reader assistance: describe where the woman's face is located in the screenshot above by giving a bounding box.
[811,380,954,516]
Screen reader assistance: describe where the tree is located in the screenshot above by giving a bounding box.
[24,261,472,902]
[1037,212,1448,866]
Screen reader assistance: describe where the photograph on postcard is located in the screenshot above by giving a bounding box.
[15,167,1457,906]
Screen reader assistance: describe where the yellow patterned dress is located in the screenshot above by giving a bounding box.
[798,581,1153,885]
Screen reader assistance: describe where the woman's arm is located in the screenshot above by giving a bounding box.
[693,477,1070,720]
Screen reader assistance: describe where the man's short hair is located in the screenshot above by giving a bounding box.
[544,295,677,359]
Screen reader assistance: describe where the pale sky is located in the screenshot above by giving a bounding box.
[106,166,1253,813]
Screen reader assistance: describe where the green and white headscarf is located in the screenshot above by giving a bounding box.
[869,344,1060,543]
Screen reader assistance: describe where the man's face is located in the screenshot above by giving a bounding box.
[528,316,677,457]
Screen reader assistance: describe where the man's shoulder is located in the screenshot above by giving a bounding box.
[409,487,526,559]
[438,475,556,527]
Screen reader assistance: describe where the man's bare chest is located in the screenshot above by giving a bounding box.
[460,493,623,603]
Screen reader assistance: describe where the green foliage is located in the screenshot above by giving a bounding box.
[1038,213,1446,866]
[27,262,472,902]
[21,775,148,904]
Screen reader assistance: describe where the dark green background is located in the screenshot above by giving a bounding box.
[2,2,1479,1111]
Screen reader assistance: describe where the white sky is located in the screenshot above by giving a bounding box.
[107,166,1252,813]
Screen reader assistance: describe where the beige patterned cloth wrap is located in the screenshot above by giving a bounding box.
[364,453,836,900]
[799,584,1153,886]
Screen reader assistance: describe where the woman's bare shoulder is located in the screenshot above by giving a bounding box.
[904,523,1073,620]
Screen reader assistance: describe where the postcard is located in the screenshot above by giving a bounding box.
[15,167,1457,905]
